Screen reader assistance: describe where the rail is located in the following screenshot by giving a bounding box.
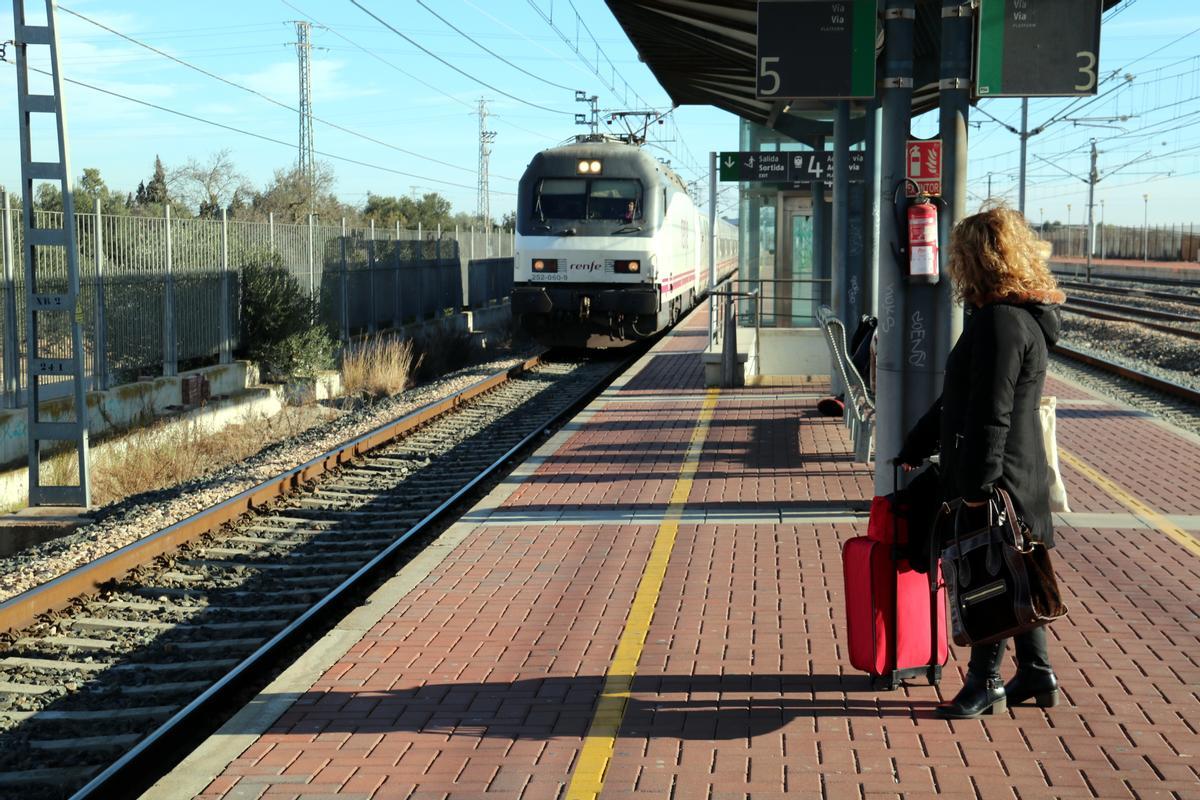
[817,304,874,463]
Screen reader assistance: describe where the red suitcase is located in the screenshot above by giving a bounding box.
[844,481,948,689]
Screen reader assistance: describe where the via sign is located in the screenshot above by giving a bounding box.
[976,0,1102,97]
[906,140,941,197]
[756,0,877,100]
[719,150,865,184]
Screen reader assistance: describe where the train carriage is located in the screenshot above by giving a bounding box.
[512,136,737,348]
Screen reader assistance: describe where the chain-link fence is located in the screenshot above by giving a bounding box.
[1040,223,1200,262]
[0,194,515,409]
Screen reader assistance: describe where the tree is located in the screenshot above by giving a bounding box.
[250,162,341,223]
[35,167,127,215]
[170,149,252,218]
[499,210,517,229]
[136,155,169,206]
[362,191,455,231]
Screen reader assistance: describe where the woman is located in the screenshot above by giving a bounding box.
[896,205,1065,719]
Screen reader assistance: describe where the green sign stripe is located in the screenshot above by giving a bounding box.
[977,0,1006,94]
[850,0,876,98]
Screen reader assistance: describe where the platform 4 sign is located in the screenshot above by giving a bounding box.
[719,151,865,184]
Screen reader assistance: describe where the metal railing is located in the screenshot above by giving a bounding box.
[709,284,761,388]
[0,194,516,408]
[732,277,832,328]
[817,304,874,463]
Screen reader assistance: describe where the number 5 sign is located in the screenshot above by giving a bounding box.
[756,0,876,100]
[976,0,1102,97]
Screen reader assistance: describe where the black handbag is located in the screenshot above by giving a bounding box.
[937,489,1068,647]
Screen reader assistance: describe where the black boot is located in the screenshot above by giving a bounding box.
[1004,671,1058,707]
[936,673,1006,719]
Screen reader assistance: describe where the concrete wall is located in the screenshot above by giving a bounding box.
[0,362,257,469]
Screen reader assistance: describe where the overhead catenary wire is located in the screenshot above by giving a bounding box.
[412,0,578,93]
[57,4,520,182]
[1,60,514,196]
[346,0,573,117]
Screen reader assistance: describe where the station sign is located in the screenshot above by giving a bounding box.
[906,139,942,197]
[756,0,877,100]
[976,0,1102,97]
[719,150,865,184]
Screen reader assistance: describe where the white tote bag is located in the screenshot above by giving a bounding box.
[1039,396,1071,513]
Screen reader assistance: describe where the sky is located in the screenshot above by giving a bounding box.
[0,0,1195,228]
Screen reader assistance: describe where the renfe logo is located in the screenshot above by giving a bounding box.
[569,261,603,272]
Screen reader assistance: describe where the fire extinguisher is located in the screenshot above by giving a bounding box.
[907,198,939,284]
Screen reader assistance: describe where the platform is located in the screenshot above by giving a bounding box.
[156,307,1200,800]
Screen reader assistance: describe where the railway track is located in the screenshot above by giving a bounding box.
[1058,278,1200,309]
[1051,267,1200,291]
[1062,300,1200,341]
[1052,344,1200,405]
[0,352,630,799]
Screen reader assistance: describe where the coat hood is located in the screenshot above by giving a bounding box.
[979,288,1065,347]
[1023,301,1062,347]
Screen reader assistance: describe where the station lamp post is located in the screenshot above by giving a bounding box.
[1143,194,1150,261]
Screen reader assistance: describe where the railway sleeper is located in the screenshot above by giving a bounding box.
[14,635,118,652]
[194,545,382,561]
[0,704,179,724]
[173,558,364,573]
[0,766,101,787]
[70,616,290,635]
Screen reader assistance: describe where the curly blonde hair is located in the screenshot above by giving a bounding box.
[948,205,1063,306]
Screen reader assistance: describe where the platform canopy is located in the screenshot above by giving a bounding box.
[605,0,1121,140]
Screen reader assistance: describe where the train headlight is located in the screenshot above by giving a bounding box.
[589,160,602,174]
[614,259,640,274]
[577,160,591,174]
[532,258,558,273]
[577,159,602,174]
[628,260,639,272]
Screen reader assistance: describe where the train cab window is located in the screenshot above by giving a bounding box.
[587,179,641,221]
[534,178,587,220]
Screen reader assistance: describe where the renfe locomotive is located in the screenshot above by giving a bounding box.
[512,136,738,348]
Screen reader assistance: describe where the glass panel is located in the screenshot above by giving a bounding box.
[534,179,586,220]
[588,179,641,221]
[790,213,815,326]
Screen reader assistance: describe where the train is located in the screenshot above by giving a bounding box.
[511,135,738,348]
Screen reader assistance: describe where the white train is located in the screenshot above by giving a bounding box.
[512,136,738,348]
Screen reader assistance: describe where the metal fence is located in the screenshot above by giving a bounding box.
[1041,223,1200,262]
[467,258,514,310]
[0,193,515,409]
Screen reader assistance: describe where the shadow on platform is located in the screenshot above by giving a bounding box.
[249,674,941,741]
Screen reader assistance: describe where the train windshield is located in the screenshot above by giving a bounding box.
[534,178,642,222]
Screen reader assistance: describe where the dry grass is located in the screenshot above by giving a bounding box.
[341,335,422,399]
[38,404,333,507]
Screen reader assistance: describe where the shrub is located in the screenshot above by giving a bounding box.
[342,334,421,398]
[238,250,335,380]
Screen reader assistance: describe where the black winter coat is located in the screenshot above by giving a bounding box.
[898,300,1063,548]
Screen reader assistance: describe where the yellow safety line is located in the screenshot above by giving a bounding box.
[565,388,720,800]
[1059,447,1200,558]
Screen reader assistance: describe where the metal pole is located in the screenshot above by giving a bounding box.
[307,213,315,303]
[369,218,375,241]
[1018,98,1028,213]
[219,208,231,364]
[268,211,274,251]
[874,0,915,496]
[865,101,882,316]
[831,100,851,396]
[1100,200,1105,259]
[1086,140,1097,283]
[163,205,176,377]
[937,0,969,372]
[708,151,717,346]
[1143,194,1149,261]
[339,236,349,343]
[93,198,108,391]
[470,225,476,261]
[2,191,18,407]
[721,293,736,388]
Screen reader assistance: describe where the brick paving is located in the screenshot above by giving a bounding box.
[198,311,1200,799]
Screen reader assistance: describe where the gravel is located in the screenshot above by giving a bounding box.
[1060,315,1200,387]
[0,348,539,604]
